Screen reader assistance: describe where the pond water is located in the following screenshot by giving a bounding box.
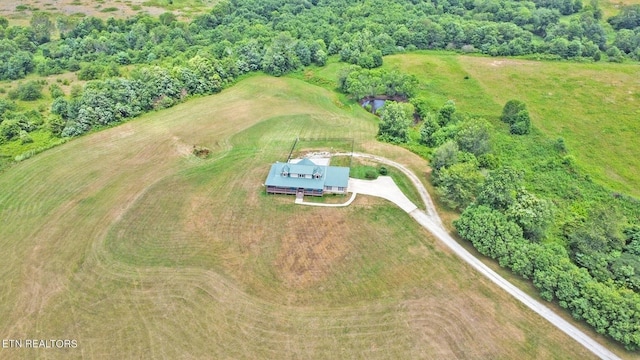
[362,99,386,114]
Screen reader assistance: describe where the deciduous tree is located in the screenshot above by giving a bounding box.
[377,101,413,143]
[456,118,492,156]
[30,12,54,44]
[436,162,484,210]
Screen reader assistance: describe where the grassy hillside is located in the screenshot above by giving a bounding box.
[0,0,217,24]
[384,53,640,199]
[0,75,600,359]
[600,0,640,18]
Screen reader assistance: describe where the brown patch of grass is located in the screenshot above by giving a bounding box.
[0,0,211,20]
[276,210,352,288]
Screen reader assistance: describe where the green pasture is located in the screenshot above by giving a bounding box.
[382,53,640,199]
[0,75,599,359]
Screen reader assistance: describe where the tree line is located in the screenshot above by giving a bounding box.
[2,0,640,82]
[3,0,640,142]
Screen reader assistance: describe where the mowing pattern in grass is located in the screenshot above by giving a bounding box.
[0,76,598,359]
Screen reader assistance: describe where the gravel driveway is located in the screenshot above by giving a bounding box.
[332,152,620,360]
[348,177,417,212]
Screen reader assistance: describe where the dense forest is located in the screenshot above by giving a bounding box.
[1,0,640,351]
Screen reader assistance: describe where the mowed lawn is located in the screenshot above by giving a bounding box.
[386,53,640,199]
[0,76,597,359]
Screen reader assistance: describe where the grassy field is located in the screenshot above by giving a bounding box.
[0,0,218,24]
[383,53,640,199]
[0,75,604,359]
[600,0,640,18]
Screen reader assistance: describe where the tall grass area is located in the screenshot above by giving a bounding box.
[459,56,640,198]
[0,76,598,359]
[381,52,640,199]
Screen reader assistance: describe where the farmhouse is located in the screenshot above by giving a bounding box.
[265,158,350,196]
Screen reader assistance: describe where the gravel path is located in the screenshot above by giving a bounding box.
[334,152,620,360]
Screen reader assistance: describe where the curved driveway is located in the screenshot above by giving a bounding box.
[333,152,620,360]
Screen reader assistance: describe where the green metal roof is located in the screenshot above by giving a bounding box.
[324,166,349,188]
[285,159,324,177]
[265,160,349,190]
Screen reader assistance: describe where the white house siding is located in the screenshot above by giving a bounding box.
[324,186,346,194]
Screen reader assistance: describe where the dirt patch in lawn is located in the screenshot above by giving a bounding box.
[0,0,168,20]
[275,210,352,289]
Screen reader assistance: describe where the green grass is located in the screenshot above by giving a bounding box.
[141,0,218,12]
[0,75,600,359]
[458,56,640,198]
[600,0,640,19]
[350,164,379,179]
[388,168,425,211]
[383,52,640,199]
[384,52,503,118]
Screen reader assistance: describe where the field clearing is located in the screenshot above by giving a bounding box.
[458,56,640,198]
[0,75,604,358]
[0,0,217,23]
[601,0,640,18]
[384,53,640,199]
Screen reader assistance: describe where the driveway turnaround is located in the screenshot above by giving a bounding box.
[331,152,620,360]
[349,177,417,212]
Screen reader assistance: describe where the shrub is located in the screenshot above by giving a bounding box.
[77,64,104,80]
[510,110,531,135]
[25,109,43,126]
[48,115,66,137]
[0,99,16,119]
[7,81,43,101]
[555,137,567,153]
[19,130,33,144]
[502,100,531,135]
[49,83,65,98]
[68,60,81,72]
[478,153,499,169]
[0,122,21,142]
[501,100,526,125]
[192,145,210,158]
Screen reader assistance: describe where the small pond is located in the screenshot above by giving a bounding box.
[361,99,387,114]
